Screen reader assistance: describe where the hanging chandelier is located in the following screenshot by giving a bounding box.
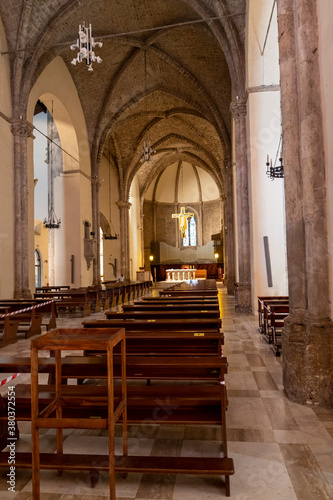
[44,207,61,229]
[142,138,154,162]
[266,136,284,180]
[44,109,61,230]
[141,49,155,162]
[70,22,102,71]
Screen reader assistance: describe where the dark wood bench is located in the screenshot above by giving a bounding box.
[262,300,289,343]
[0,300,57,345]
[0,347,233,496]
[0,300,57,330]
[269,305,290,356]
[0,316,19,347]
[33,290,91,316]
[83,317,222,332]
[257,296,288,334]
[123,303,220,312]
[105,309,220,320]
[159,290,218,297]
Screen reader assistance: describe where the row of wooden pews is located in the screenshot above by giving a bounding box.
[0,280,234,496]
[81,279,234,495]
[0,299,57,348]
[257,296,289,356]
[34,281,152,317]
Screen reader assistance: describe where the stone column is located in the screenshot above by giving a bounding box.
[91,173,100,286]
[223,161,236,295]
[11,119,34,298]
[277,0,333,407]
[117,200,131,278]
[230,101,252,313]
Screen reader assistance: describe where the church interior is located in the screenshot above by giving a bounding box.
[0,1,332,499]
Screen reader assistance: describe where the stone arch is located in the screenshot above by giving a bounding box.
[27,56,93,289]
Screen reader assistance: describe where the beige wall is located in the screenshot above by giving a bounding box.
[28,57,93,288]
[34,221,49,286]
[99,154,121,281]
[317,0,333,317]
[0,18,14,298]
[246,0,288,307]
[143,199,221,267]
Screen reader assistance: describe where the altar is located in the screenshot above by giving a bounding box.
[166,268,196,281]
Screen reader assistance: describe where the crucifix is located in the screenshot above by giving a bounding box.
[172,206,194,238]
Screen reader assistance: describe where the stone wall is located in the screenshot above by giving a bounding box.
[143,199,221,267]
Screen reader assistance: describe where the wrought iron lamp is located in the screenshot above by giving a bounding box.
[44,110,61,229]
[70,22,102,71]
[266,136,284,180]
[44,207,61,229]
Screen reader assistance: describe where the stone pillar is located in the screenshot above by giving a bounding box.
[223,161,236,295]
[277,0,333,407]
[230,101,252,313]
[11,119,34,298]
[91,173,100,286]
[117,200,131,278]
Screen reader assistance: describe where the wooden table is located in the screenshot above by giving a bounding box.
[30,328,127,500]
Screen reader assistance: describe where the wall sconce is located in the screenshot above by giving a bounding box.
[214,252,219,260]
[149,255,154,262]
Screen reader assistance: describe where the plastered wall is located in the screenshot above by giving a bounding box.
[0,18,14,298]
[28,57,93,288]
[246,0,288,306]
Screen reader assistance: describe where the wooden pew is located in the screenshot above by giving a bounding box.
[257,296,288,334]
[0,298,58,336]
[0,302,44,339]
[0,338,233,496]
[124,303,220,312]
[0,362,233,496]
[83,317,222,332]
[33,290,91,316]
[0,316,19,347]
[105,309,220,320]
[159,290,218,297]
[269,304,290,356]
[262,300,289,343]
[139,298,219,306]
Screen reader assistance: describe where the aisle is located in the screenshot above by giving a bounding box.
[0,286,332,499]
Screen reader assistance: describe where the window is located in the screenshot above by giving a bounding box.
[35,249,42,288]
[183,216,197,246]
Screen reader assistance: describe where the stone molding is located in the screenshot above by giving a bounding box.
[230,101,247,120]
[117,200,132,210]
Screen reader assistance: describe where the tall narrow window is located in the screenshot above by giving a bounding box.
[183,216,197,246]
[35,249,42,288]
[100,227,104,280]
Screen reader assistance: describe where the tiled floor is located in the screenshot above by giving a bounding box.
[0,285,332,499]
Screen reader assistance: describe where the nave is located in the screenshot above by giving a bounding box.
[0,286,332,500]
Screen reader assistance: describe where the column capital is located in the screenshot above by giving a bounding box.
[11,118,35,139]
[230,101,247,120]
[91,175,103,188]
[117,200,132,210]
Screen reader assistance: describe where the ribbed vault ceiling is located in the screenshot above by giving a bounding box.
[145,160,220,204]
[1,0,246,199]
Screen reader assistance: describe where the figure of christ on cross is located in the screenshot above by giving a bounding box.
[172,206,194,238]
